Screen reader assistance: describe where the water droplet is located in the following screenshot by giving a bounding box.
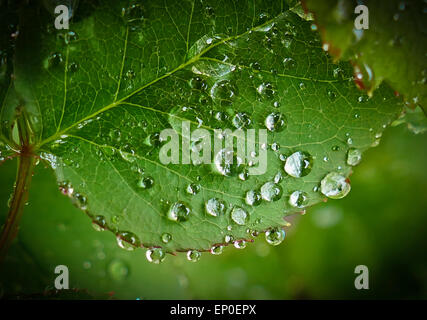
[260,182,282,202]
[245,190,262,206]
[72,193,87,210]
[161,233,172,243]
[210,245,223,255]
[205,198,226,217]
[138,176,154,189]
[187,250,201,262]
[210,79,237,105]
[122,3,146,31]
[232,112,251,129]
[47,52,63,68]
[92,215,107,231]
[257,82,276,99]
[347,148,362,166]
[265,228,286,246]
[116,231,140,251]
[265,112,287,132]
[186,183,200,195]
[167,202,191,222]
[231,206,249,225]
[234,240,246,249]
[189,76,208,90]
[68,62,79,73]
[146,248,166,264]
[320,172,351,199]
[214,148,244,176]
[283,57,296,70]
[284,151,313,177]
[289,191,308,208]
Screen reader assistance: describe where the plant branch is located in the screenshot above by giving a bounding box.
[0,108,35,264]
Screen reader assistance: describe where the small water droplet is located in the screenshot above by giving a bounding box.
[186,183,200,195]
[161,233,172,243]
[233,240,246,249]
[138,176,154,189]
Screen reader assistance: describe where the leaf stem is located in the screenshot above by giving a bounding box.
[0,108,36,264]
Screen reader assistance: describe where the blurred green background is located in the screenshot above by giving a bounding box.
[0,124,426,299]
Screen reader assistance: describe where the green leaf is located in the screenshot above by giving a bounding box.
[8,0,403,253]
[305,0,427,109]
[393,105,427,134]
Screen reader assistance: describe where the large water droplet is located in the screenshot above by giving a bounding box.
[167,202,191,222]
[205,198,226,217]
[320,172,351,199]
[231,206,249,225]
[284,151,313,177]
[260,182,282,202]
[146,248,166,264]
[265,228,286,246]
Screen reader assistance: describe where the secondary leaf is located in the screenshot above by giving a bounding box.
[305,0,427,110]
[8,0,403,254]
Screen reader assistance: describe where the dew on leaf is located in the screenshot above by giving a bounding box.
[187,250,201,262]
[92,215,107,231]
[138,176,154,189]
[186,183,200,195]
[245,190,262,206]
[234,240,247,249]
[284,151,313,178]
[231,206,249,225]
[167,201,191,222]
[210,245,223,255]
[265,228,286,246]
[260,182,282,201]
[347,148,362,166]
[320,172,351,199]
[210,79,237,105]
[146,248,166,264]
[161,233,172,244]
[232,112,251,129]
[289,191,308,208]
[214,148,244,176]
[283,57,296,70]
[116,231,140,251]
[205,198,226,217]
[265,112,287,132]
[257,82,276,99]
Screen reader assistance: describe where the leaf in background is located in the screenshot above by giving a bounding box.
[393,105,427,134]
[304,0,427,110]
[8,0,403,254]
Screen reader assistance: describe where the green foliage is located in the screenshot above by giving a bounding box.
[305,0,427,109]
[0,0,405,254]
